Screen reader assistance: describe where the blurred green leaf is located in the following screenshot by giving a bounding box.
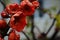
[2,0,10,5]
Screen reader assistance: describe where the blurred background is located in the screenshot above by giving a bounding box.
[0,0,60,40]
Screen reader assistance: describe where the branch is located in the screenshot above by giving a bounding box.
[31,15,37,40]
[21,31,30,40]
[46,10,60,36]
[50,28,59,40]
[0,0,6,9]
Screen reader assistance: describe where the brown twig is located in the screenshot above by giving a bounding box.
[0,0,6,9]
[21,31,30,40]
[46,10,60,36]
[31,15,37,40]
[50,28,59,40]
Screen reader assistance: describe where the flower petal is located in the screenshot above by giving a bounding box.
[8,30,20,40]
[0,20,7,29]
[20,1,35,16]
[10,12,26,32]
[6,3,20,15]
[32,1,39,8]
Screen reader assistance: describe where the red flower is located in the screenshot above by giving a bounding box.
[0,20,7,29]
[22,0,37,2]
[29,0,37,2]
[28,0,39,8]
[20,0,35,16]
[6,3,20,15]
[10,11,26,32]
[8,30,20,40]
[0,37,3,40]
[0,34,3,40]
[1,10,10,18]
[32,1,39,8]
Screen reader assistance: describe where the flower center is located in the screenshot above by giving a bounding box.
[24,5,30,11]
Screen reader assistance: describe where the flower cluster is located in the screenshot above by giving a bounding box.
[0,0,39,40]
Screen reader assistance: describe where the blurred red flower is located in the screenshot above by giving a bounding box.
[0,37,3,40]
[0,34,3,40]
[32,1,39,8]
[0,20,7,29]
[20,0,35,16]
[10,11,26,32]
[0,0,40,39]
[1,10,10,18]
[8,30,20,40]
[29,0,37,2]
[6,3,20,15]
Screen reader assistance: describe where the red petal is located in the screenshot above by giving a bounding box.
[0,20,7,29]
[29,0,37,2]
[32,1,39,8]
[0,37,3,40]
[1,10,9,18]
[10,12,26,32]
[8,30,20,40]
[6,3,20,15]
[20,1,35,16]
